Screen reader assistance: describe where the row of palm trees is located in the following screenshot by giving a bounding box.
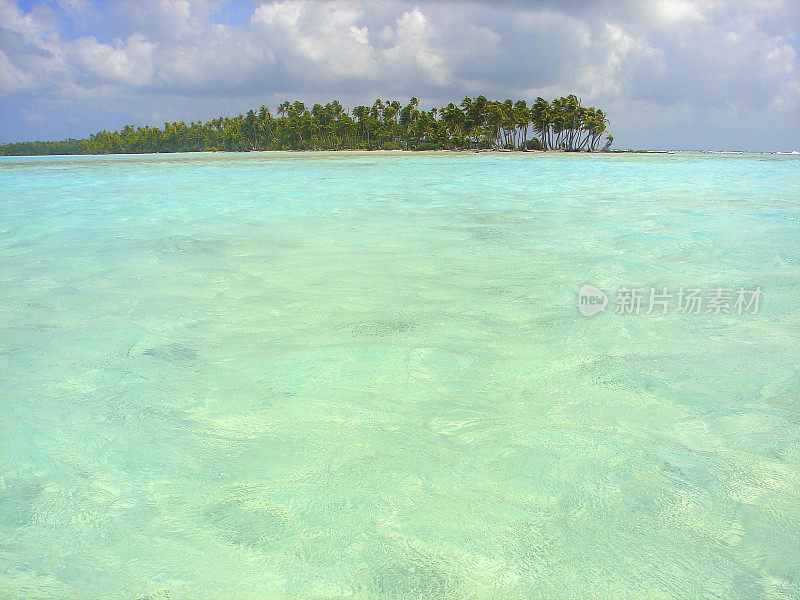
[531,96,612,151]
[0,95,612,155]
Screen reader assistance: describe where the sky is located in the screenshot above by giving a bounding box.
[1,0,799,151]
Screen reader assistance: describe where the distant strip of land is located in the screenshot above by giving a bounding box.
[0,95,612,156]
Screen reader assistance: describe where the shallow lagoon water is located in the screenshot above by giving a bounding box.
[1,151,799,599]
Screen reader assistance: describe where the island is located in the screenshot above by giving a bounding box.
[0,95,612,156]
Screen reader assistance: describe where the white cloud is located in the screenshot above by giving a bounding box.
[650,0,708,25]
[0,48,28,93]
[579,22,665,97]
[70,33,156,86]
[380,8,449,86]
[0,0,53,43]
[252,1,377,81]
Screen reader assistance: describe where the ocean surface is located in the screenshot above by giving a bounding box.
[1,151,799,600]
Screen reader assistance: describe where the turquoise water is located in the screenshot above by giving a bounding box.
[1,151,799,599]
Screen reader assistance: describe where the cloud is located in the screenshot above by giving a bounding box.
[0,47,29,91]
[252,0,378,82]
[0,0,798,150]
[380,8,450,87]
[578,22,665,98]
[647,0,709,26]
[70,33,156,86]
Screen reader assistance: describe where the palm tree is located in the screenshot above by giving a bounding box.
[531,97,551,150]
[4,94,612,155]
[514,100,529,149]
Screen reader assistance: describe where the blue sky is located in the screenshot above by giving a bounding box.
[1,0,799,150]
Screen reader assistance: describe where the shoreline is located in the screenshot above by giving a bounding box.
[1,148,795,159]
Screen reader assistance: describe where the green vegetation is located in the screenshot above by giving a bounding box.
[0,95,611,155]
